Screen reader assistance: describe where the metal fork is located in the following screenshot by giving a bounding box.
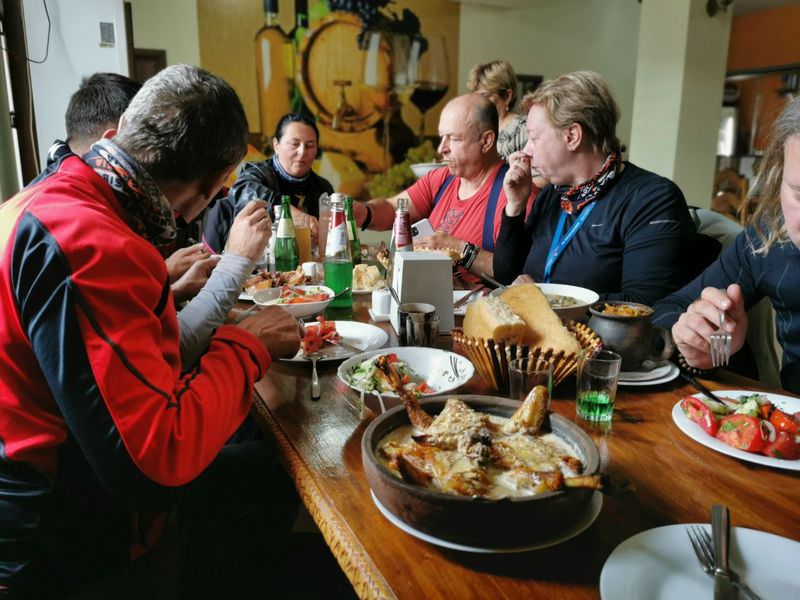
[686,525,762,600]
[709,310,732,368]
[450,355,461,379]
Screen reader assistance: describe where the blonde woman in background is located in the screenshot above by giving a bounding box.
[467,60,527,160]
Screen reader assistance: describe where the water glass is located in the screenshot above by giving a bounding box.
[508,359,553,402]
[576,350,622,422]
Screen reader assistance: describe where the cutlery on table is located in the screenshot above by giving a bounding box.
[309,353,320,400]
[331,286,352,300]
[712,504,736,600]
[675,366,726,404]
[709,310,733,368]
[686,518,762,599]
[479,272,507,291]
[453,286,485,309]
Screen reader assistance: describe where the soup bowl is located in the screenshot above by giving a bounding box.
[362,394,601,548]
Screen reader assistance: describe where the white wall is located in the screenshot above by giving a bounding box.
[458,0,641,149]
[23,0,128,169]
[127,0,200,66]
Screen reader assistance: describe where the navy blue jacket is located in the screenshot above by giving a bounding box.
[653,226,800,392]
[494,162,696,305]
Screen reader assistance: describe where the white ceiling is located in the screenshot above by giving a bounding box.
[733,0,800,15]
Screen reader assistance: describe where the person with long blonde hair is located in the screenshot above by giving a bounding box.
[653,95,800,391]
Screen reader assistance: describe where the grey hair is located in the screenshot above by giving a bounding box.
[751,96,800,253]
[114,64,248,183]
[528,71,622,156]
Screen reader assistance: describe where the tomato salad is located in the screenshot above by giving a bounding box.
[346,353,433,396]
[301,317,340,355]
[680,393,800,460]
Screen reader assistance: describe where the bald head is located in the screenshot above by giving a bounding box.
[442,93,499,141]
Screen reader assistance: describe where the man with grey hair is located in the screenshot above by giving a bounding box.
[353,92,537,280]
[0,65,300,596]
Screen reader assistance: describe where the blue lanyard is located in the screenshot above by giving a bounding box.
[543,202,597,283]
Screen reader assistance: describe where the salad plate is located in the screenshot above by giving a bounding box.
[337,347,474,399]
[600,524,800,599]
[671,390,800,471]
[284,321,388,363]
[252,285,334,319]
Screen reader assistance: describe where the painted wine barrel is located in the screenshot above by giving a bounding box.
[298,12,391,133]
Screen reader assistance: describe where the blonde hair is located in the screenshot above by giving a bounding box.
[526,71,622,156]
[751,97,800,253]
[466,60,519,109]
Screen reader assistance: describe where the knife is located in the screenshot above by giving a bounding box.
[675,367,725,404]
[712,504,736,600]
[453,286,485,309]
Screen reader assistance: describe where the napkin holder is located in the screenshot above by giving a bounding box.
[390,251,454,334]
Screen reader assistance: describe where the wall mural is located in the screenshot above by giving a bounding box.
[198,0,460,199]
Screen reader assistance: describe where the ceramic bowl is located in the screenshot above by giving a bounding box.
[362,394,601,548]
[252,284,334,319]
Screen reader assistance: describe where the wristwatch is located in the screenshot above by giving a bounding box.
[459,242,479,270]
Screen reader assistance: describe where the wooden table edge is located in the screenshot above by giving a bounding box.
[251,394,397,600]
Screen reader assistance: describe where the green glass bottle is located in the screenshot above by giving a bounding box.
[274,195,299,272]
[323,193,353,308]
[344,196,361,265]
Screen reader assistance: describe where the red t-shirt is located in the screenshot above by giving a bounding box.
[407,163,536,250]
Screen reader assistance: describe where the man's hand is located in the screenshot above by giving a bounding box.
[415,231,466,260]
[672,284,747,370]
[165,243,209,282]
[503,151,533,217]
[226,200,271,262]
[237,305,301,359]
[171,255,220,303]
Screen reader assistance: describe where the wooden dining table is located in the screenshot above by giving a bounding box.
[250,296,800,599]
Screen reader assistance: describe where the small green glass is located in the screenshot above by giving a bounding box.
[576,350,622,423]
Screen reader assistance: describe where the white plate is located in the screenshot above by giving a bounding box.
[671,390,800,471]
[239,291,254,302]
[337,347,474,399]
[353,286,384,295]
[372,491,602,553]
[284,321,389,363]
[619,362,679,386]
[600,524,800,600]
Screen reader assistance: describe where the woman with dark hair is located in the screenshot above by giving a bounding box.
[653,95,800,392]
[203,113,334,251]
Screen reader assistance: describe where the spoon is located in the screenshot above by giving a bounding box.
[331,286,351,300]
[310,353,320,400]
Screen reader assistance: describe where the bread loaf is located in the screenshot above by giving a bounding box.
[499,284,580,355]
[463,296,528,343]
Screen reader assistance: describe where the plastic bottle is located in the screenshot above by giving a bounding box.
[324,194,353,308]
[274,195,299,272]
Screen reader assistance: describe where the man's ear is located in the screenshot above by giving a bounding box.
[100,127,117,140]
[564,122,583,151]
[480,129,496,154]
[201,165,236,200]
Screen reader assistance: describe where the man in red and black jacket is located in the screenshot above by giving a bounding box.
[0,65,299,596]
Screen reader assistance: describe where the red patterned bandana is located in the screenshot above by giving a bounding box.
[558,152,621,214]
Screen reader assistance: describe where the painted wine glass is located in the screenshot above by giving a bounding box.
[408,35,449,143]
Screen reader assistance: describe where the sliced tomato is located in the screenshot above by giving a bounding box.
[385,353,398,364]
[416,381,433,394]
[680,396,719,436]
[759,401,774,420]
[761,431,800,460]
[715,414,766,453]
[769,408,799,435]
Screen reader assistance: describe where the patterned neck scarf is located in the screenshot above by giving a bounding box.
[558,151,621,215]
[84,139,177,257]
[272,154,310,184]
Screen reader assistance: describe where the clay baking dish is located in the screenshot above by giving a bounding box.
[361,395,601,548]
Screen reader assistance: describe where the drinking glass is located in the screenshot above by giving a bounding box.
[408,35,449,143]
[508,359,553,402]
[316,193,331,259]
[576,350,622,423]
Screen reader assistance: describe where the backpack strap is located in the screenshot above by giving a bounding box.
[433,175,455,207]
[481,163,509,252]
